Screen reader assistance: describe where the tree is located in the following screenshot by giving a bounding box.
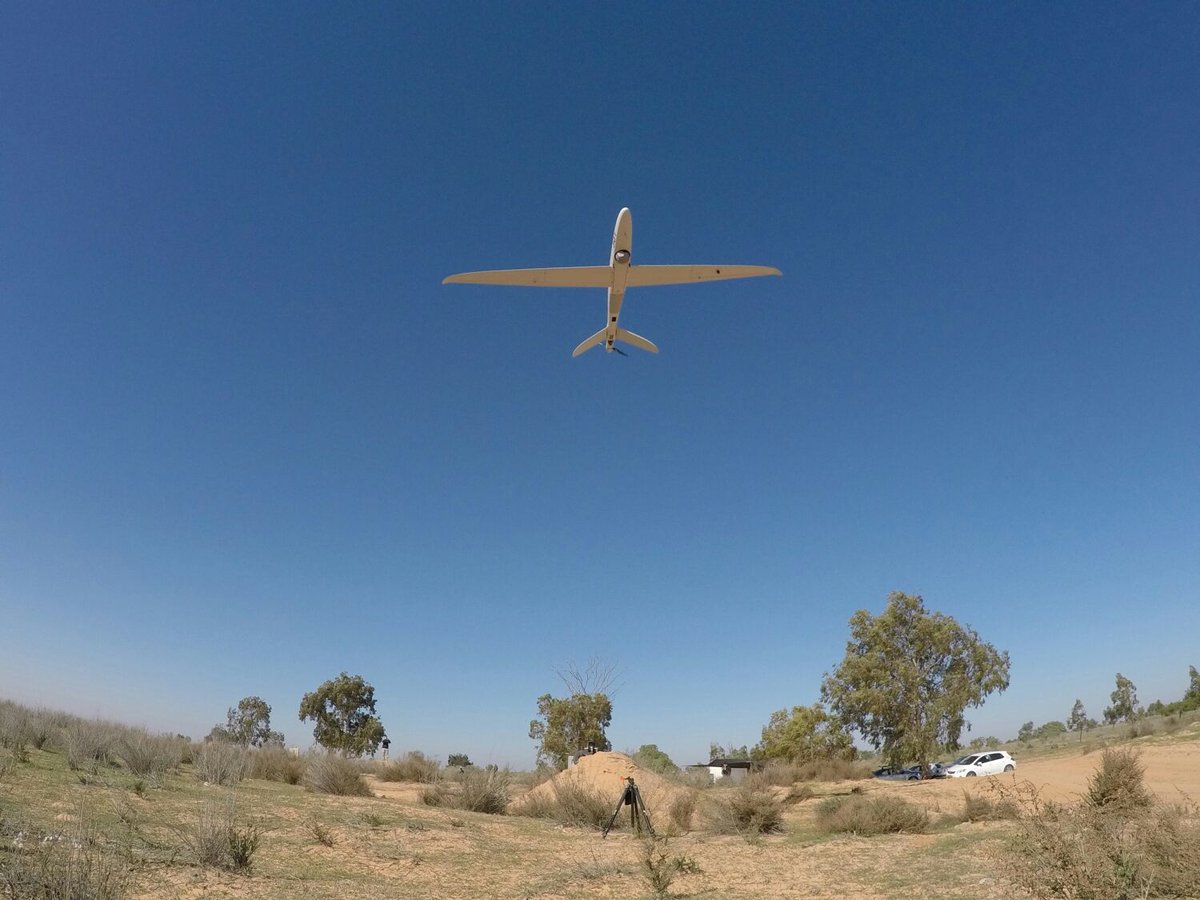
[1017,721,1035,742]
[210,696,283,748]
[528,692,612,770]
[528,660,617,770]
[708,742,750,761]
[1068,699,1089,742]
[1036,721,1067,739]
[447,753,472,768]
[298,672,385,757]
[632,744,678,774]
[821,592,1010,771]
[753,703,855,763]
[1103,673,1138,724]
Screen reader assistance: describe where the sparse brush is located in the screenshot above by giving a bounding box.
[180,801,262,871]
[667,790,697,833]
[1004,777,1200,898]
[250,746,306,784]
[785,783,815,805]
[706,778,785,837]
[115,730,182,782]
[454,768,511,814]
[961,790,1019,822]
[303,752,371,796]
[640,835,675,898]
[815,794,929,835]
[1085,748,1154,812]
[307,819,336,847]
[375,751,440,783]
[511,780,614,829]
[65,720,118,774]
[194,741,249,786]
[0,809,131,898]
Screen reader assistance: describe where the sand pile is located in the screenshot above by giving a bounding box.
[509,751,691,817]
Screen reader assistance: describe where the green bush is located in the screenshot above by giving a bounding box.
[815,794,929,835]
[304,752,371,796]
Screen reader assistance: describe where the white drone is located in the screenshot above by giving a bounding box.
[443,208,781,356]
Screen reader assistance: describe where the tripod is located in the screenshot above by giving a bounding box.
[602,776,655,838]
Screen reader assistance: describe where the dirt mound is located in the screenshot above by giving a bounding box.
[508,751,691,816]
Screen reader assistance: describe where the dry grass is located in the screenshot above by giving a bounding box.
[511,779,616,829]
[194,741,249,786]
[705,777,785,836]
[376,751,440,784]
[422,768,511,814]
[249,746,306,785]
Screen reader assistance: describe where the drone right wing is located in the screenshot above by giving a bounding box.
[442,266,612,288]
[626,265,781,286]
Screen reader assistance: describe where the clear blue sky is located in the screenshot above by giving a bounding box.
[2,2,1197,767]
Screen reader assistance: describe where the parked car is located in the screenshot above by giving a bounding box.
[873,762,948,781]
[944,751,1016,777]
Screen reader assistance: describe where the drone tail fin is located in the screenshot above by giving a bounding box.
[571,327,608,357]
[616,327,658,354]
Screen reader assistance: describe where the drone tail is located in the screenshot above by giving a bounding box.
[616,328,658,354]
[571,327,608,357]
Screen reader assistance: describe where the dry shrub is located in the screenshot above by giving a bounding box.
[194,742,249,786]
[511,780,614,829]
[179,801,262,871]
[1005,778,1200,899]
[706,777,784,836]
[376,751,439,783]
[422,768,511,814]
[304,752,371,796]
[815,794,929,835]
[961,790,1019,822]
[1085,748,1153,812]
[672,767,716,789]
[65,721,119,774]
[666,790,697,833]
[0,813,130,898]
[115,730,182,782]
[250,747,306,785]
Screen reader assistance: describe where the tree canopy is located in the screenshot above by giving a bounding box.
[821,592,1010,770]
[1103,673,1139,724]
[210,696,283,747]
[632,744,678,774]
[298,672,385,757]
[753,702,854,763]
[528,691,612,769]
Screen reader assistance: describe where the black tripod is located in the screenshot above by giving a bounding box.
[602,776,655,837]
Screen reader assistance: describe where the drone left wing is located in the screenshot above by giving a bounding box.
[626,265,781,286]
[442,266,611,288]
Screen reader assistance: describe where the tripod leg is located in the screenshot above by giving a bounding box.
[633,785,655,837]
[601,792,626,838]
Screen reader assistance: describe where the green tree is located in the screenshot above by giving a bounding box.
[447,753,472,767]
[753,703,854,763]
[211,696,283,748]
[1186,665,1200,702]
[632,744,678,774]
[1017,721,1035,742]
[1036,721,1067,739]
[1068,699,1089,742]
[708,742,750,761]
[298,672,385,757]
[528,692,612,769]
[1103,673,1138,724]
[821,592,1010,771]
[528,660,617,770]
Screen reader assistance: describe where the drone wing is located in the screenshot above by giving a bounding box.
[442,266,611,288]
[626,265,781,287]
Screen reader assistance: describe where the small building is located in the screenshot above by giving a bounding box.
[690,758,753,783]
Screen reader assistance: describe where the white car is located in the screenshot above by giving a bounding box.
[944,750,1016,777]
